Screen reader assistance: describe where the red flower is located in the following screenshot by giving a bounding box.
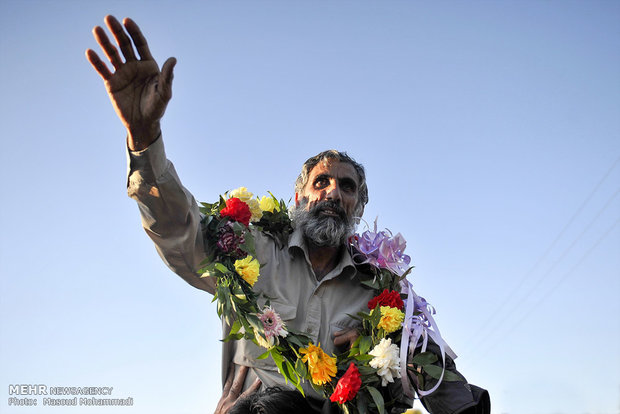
[329,362,361,404]
[220,197,252,226]
[368,289,404,311]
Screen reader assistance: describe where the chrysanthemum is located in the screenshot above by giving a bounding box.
[368,338,401,386]
[299,342,337,385]
[256,306,288,348]
[377,306,405,334]
[233,256,260,286]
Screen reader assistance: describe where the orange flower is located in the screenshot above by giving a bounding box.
[299,342,337,385]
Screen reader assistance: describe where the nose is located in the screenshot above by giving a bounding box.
[325,181,341,203]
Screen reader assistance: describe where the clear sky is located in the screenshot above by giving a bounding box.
[1,1,619,414]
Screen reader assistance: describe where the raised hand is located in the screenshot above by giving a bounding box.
[86,15,176,151]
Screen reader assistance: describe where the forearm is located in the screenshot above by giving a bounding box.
[127,134,215,293]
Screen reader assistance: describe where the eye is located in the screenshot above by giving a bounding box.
[340,179,357,193]
[313,176,329,189]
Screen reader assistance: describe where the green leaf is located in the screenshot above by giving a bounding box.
[359,336,373,355]
[366,386,385,414]
[356,365,377,376]
[229,320,242,335]
[361,279,380,289]
[295,357,308,378]
[422,364,443,380]
[283,360,299,385]
[270,348,284,367]
[256,350,270,360]
[356,391,369,414]
[214,263,229,274]
[222,332,244,342]
[411,351,438,366]
[370,308,382,328]
[354,354,374,362]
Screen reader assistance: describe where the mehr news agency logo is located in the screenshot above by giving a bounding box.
[8,384,134,407]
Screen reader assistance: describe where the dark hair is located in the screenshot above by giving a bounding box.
[229,387,319,414]
[294,150,369,218]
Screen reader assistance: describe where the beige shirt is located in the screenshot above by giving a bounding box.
[127,136,375,396]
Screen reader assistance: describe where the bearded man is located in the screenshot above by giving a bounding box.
[87,15,489,414]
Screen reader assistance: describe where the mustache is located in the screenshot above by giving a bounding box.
[311,200,347,220]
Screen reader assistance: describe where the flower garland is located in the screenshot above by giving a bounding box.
[198,187,457,414]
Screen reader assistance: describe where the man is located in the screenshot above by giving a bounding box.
[87,16,489,413]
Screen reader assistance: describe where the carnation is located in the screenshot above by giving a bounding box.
[377,306,405,334]
[368,289,404,311]
[330,362,362,404]
[229,187,262,222]
[220,197,252,226]
[233,256,260,286]
[368,338,401,386]
[216,223,246,258]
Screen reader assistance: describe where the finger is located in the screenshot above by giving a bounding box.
[92,26,124,70]
[333,335,348,347]
[104,15,137,61]
[123,18,154,61]
[221,363,235,395]
[160,57,177,100]
[85,49,112,80]
[238,378,261,399]
[230,365,249,396]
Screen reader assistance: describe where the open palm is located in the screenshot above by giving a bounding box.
[86,16,176,150]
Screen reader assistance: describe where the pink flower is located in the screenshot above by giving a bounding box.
[257,306,288,347]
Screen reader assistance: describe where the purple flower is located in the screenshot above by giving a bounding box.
[216,223,247,258]
[350,220,411,276]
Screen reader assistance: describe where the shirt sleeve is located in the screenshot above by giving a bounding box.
[126,134,216,294]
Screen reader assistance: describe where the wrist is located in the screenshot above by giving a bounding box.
[127,123,162,151]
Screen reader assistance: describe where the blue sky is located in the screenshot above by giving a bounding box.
[1,1,618,413]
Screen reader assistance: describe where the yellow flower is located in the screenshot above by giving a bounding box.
[299,342,337,385]
[246,198,263,222]
[233,256,260,286]
[402,410,422,414]
[259,195,280,213]
[229,187,253,202]
[377,306,405,334]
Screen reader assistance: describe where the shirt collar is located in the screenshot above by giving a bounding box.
[288,226,358,280]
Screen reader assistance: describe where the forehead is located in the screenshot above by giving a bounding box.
[306,159,359,184]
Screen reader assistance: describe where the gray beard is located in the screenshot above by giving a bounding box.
[290,200,355,247]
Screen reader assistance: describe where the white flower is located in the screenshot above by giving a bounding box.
[368,337,401,386]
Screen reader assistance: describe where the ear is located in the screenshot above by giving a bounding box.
[295,192,300,207]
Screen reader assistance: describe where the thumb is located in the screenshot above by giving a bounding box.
[160,57,177,99]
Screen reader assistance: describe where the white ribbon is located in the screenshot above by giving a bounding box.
[399,279,456,400]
